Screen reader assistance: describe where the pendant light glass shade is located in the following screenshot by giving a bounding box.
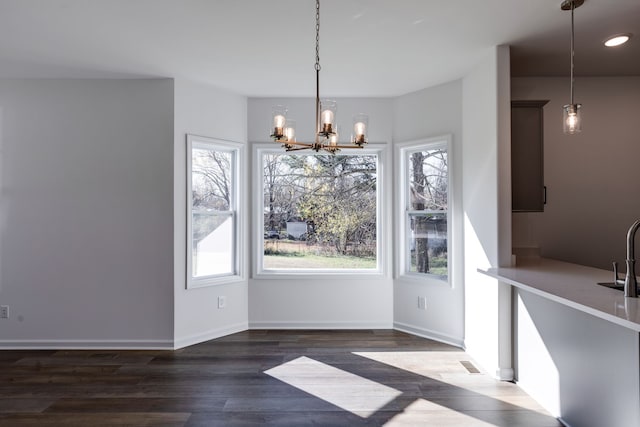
[563,103,582,134]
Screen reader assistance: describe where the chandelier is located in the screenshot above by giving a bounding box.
[561,0,583,134]
[269,0,369,153]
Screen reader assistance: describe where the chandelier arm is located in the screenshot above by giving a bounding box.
[284,141,315,148]
[286,145,317,152]
[326,144,364,149]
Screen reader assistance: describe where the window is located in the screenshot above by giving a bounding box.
[397,137,450,281]
[187,135,243,288]
[254,145,383,275]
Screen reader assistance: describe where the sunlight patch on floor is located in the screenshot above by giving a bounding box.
[264,356,402,418]
[354,351,550,415]
[384,398,498,426]
[353,351,475,380]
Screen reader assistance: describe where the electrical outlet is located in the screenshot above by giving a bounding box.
[0,305,9,319]
[418,297,427,310]
[218,296,226,309]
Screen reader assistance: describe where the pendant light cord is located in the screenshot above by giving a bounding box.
[570,0,575,105]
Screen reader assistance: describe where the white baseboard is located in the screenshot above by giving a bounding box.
[173,321,248,349]
[0,322,460,350]
[0,339,174,350]
[249,320,393,330]
[393,321,464,348]
[0,322,250,350]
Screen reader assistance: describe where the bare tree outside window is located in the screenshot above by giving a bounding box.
[262,153,378,270]
[191,147,235,278]
[408,148,448,277]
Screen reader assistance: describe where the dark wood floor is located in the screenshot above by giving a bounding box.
[0,330,562,426]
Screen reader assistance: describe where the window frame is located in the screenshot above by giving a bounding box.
[186,134,245,289]
[395,135,452,285]
[252,143,387,279]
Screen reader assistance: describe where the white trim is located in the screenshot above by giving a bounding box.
[249,321,393,330]
[173,321,248,349]
[186,134,246,289]
[0,325,464,350]
[252,142,389,279]
[394,135,454,287]
[496,367,515,381]
[393,321,464,348]
[252,270,386,280]
[0,339,174,350]
[189,274,246,288]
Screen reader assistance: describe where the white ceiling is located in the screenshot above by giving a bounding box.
[0,0,638,98]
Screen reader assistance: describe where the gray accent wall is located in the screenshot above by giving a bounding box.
[0,79,175,347]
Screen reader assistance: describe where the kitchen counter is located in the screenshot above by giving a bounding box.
[480,257,640,331]
[481,257,640,427]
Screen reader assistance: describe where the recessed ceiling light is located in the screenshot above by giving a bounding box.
[604,34,631,47]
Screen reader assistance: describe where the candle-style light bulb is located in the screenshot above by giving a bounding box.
[274,114,286,128]
[322,109,334,125]
[321,110,334,134]
[352,114,369,145]
[284,119,296,143]
[284,127,295,142]
[319,100,337,136]
[271,105,288,140]
[329,132,338,146]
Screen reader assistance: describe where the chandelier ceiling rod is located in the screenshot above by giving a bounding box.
[315,0,321,145]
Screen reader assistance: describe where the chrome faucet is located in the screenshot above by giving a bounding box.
[613,219,640,298]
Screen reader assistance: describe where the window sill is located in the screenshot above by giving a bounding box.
[187,274,245,289]
[252,269,386,280]
[395,272,450,286]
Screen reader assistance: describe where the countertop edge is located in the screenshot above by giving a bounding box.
[478,259,640,332]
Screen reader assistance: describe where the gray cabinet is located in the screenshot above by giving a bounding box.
[511,100,548,212]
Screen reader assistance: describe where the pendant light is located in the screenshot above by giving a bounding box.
[269,0,369,153]
[561,0,584,134]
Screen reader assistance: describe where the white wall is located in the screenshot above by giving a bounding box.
[173,78,248,348]
[0,79,175,348]
[392,80,465,346]
[512,77,640,271]
[247,97,394,329]
[462,46,513,379]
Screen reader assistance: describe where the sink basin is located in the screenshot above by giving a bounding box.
[597,282,625,291]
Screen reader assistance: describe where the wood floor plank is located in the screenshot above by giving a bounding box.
[45,397,227,413]
[0,412,190,426]
[0,399,54,413]
[0,330,562,426]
